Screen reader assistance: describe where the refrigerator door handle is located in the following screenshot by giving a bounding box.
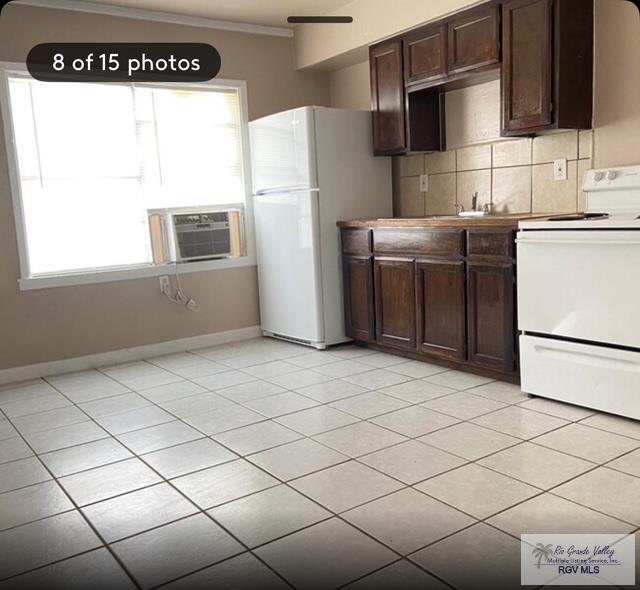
[255,187,320,196]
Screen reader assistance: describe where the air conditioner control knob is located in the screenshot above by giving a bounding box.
[606,170,617,181]
[593,171,604,182]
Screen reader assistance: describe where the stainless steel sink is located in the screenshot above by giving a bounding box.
[375,215,461,221]
[457,211,490,218]
[375,214,493,221]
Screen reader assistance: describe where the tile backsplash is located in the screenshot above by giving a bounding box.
[395,130,593,217]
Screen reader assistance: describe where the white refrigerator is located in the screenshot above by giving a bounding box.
[249,107,392,349]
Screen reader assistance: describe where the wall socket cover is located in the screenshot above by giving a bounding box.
[420,174,429,192]
[554,158,568,181]
[159,275,170,294]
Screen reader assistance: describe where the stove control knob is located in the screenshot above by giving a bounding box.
[593,171,604,182]
[606,170,617,181]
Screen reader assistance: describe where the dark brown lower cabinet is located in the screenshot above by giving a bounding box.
[467,261,516,371]
[373,257,416,351]
[342,255,375,342]
[416,259,466,360]
[339,225,518,380]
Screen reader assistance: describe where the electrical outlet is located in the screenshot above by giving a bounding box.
[159,275,170,295]
[420,174,429,192]
[554,158,568,181]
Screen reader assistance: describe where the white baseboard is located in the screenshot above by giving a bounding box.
[0,326,261,385]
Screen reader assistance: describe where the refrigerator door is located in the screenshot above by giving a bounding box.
[249,107,317,193]
[254,189,324,344]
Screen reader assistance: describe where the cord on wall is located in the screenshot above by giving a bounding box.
[159,265,200,312]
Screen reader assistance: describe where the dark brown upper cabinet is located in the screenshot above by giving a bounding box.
[404,23,447,86]
[406,89,446,152]
[368,0,593,155]
[448,4,500,75]
[502,0,593,135]
[369,40,406,155]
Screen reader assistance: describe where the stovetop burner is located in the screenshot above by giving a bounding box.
[549,213,610,222]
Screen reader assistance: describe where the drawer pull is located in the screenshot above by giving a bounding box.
[535,344,640,371]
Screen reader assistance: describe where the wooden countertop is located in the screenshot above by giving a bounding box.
[337,214,554,228]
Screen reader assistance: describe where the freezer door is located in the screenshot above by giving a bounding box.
[249,107,317,193]
[254,190,324,343]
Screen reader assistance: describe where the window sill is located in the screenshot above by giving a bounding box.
[18,256,257,291]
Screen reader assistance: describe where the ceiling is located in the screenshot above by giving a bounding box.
[72,0,352,27]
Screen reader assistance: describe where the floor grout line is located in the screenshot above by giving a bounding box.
[0,338,638,589]
[0,410,143,589]
[37,374,297,590]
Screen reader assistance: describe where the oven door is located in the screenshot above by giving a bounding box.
[517,230,640,348]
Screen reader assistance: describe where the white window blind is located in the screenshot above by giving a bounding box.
[7,75,247,277]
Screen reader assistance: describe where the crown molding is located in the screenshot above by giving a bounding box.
[11,0,295,38]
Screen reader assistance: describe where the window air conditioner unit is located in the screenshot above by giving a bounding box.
[147,206,244,264]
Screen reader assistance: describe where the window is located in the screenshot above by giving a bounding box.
[2,68,251,283]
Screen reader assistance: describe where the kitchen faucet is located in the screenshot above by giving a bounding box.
[471,192,478,211]
[456,192,492,217]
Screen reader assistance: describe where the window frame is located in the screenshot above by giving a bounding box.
[0,62,256,291]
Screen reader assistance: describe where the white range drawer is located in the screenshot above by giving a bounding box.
[520,335,640,420]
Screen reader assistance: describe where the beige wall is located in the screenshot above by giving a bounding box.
[329,60,370,110]
[593,0,640,167]
[296,0,478,69]
[0,4,330,370]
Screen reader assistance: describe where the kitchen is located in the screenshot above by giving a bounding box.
[0,0,638,588]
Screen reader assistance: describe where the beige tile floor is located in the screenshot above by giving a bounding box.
[0,337,638,589]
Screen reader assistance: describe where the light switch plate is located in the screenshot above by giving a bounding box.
[420,174,429,192]
[554,159,568,181]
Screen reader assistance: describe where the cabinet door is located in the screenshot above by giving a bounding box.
[370,40,406,155]
[374,257,416,350]
[343,256,375,343]
[502,0,553,132]
[467,261,516,372]
[448,5,500,74]
[416,260,466,360]
[404,24,447,85]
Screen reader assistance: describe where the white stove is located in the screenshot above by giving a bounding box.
[517,165,640,420]
[520,213,640,230]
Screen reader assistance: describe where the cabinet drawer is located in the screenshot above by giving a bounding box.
[341,228,372,255]
[467,231,514,258]
[373,228,463,258]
